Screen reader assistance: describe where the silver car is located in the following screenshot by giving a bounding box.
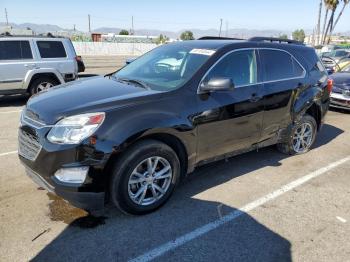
[0,36,79,95]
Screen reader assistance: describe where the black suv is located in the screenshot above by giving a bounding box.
[19,37,331,215]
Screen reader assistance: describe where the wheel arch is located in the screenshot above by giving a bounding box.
[104,132,190,181]
[23,70,64,92]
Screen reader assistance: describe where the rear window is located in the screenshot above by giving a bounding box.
[37,41,66,58]
[260,49,305,82]
[0,40,32,60]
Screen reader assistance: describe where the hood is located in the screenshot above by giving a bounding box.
[330,72,350,87]
[26,76,161,124]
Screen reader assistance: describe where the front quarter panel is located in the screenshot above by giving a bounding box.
[94,90,198,169]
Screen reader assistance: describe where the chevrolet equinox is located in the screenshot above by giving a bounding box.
[19,37,331,215]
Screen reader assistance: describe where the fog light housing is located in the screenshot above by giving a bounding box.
[54,167,89,184]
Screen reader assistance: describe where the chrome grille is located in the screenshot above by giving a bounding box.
[18,130,42,161]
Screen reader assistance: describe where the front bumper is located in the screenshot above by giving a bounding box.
[18,119,109,211]
[330,93,350,110]
[24,166,105,211]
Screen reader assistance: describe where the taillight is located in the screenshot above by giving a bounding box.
[327,79,333,93]
[75,56,82,62]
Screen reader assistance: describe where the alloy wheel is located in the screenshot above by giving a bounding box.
[37,82,53,92]
[292,122,314,153]
[128,156,173,206]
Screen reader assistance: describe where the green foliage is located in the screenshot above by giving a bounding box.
[292,29,306,42]
[279,34,289,39]
[119,30,129,35]
[155,34,169,44]
[180,31,195,40]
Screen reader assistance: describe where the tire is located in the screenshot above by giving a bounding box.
[277,114,317,155]
[29,76,59,95]
[110,139,181,215]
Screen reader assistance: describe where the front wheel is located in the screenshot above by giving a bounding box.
[110,140,180,215]
[277,114,317,155]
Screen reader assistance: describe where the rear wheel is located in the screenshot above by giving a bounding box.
[110,140,180,215]
[277,114,317,155]
[29,76,59,95]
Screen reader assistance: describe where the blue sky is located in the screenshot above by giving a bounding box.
[1,0,349,32]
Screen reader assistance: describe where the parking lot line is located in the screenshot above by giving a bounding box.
[0,151,18,157]
[129,156,350,262]
[0,110,22,114]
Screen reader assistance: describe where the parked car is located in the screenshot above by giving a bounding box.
[19,37,331,215]
[329,63,350,110]
[321,49,350,74]
[0,35,80,95]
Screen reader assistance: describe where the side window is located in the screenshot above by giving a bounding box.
[204,50,257,87]
[37,41,66,58]
[0,41,33,60]
[260,49,304,81]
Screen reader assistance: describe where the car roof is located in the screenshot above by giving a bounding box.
[169,38,311,53]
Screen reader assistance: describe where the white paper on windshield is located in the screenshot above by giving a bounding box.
[189,49,216,56]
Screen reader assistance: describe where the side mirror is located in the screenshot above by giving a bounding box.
[125,58,136,65]
[199,77,234,93]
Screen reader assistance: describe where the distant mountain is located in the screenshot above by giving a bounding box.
[2,22,349,38]
[0,22,79,34]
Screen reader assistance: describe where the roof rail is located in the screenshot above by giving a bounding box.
[248,37,304,45]
[0,33,65,38]
[198,36,244,40]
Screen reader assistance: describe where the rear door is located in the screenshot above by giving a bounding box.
[33,40,77,79]
[0,40,34,92]
[196,49,264,162]
[258,49,306,142]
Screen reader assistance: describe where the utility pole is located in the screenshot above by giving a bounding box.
[88,14,91,33]
[5,8,9,26]
[73,24,76,32]
[225,21,228,37]
[219,18,223,37]
[131,16,134,35]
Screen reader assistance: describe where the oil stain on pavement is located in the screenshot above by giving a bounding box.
[47,193,107,228]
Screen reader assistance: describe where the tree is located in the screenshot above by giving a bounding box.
[155,34,169,44]
[180,31,194,40]
[292,29,306,42]
[279,34,288,39]
[322,0,339,44]
[316,0,323,45]
[119,30,129,35]
[330,0,349,36]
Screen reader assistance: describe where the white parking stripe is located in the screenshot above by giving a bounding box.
[0,110,22,114]
[0,151,18,157]
[129,156,350,262]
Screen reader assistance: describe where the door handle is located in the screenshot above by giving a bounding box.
[24,64,37,68]
[249,93,262,102]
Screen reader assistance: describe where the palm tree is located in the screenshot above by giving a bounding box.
[316,0,323,45]
[321,0,330,44]
[329,0,349,36]
[322,0,339,44]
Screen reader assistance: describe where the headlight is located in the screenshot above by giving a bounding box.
[47,112,105,144]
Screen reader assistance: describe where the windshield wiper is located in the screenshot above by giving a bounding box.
[117,77,151,90]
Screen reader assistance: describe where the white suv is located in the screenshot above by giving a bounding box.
[0,36,79,95]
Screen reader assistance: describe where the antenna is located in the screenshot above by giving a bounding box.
[5,8,9,26]
[219,18,223,37]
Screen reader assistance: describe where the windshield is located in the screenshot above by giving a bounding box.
[113,44,214,91]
